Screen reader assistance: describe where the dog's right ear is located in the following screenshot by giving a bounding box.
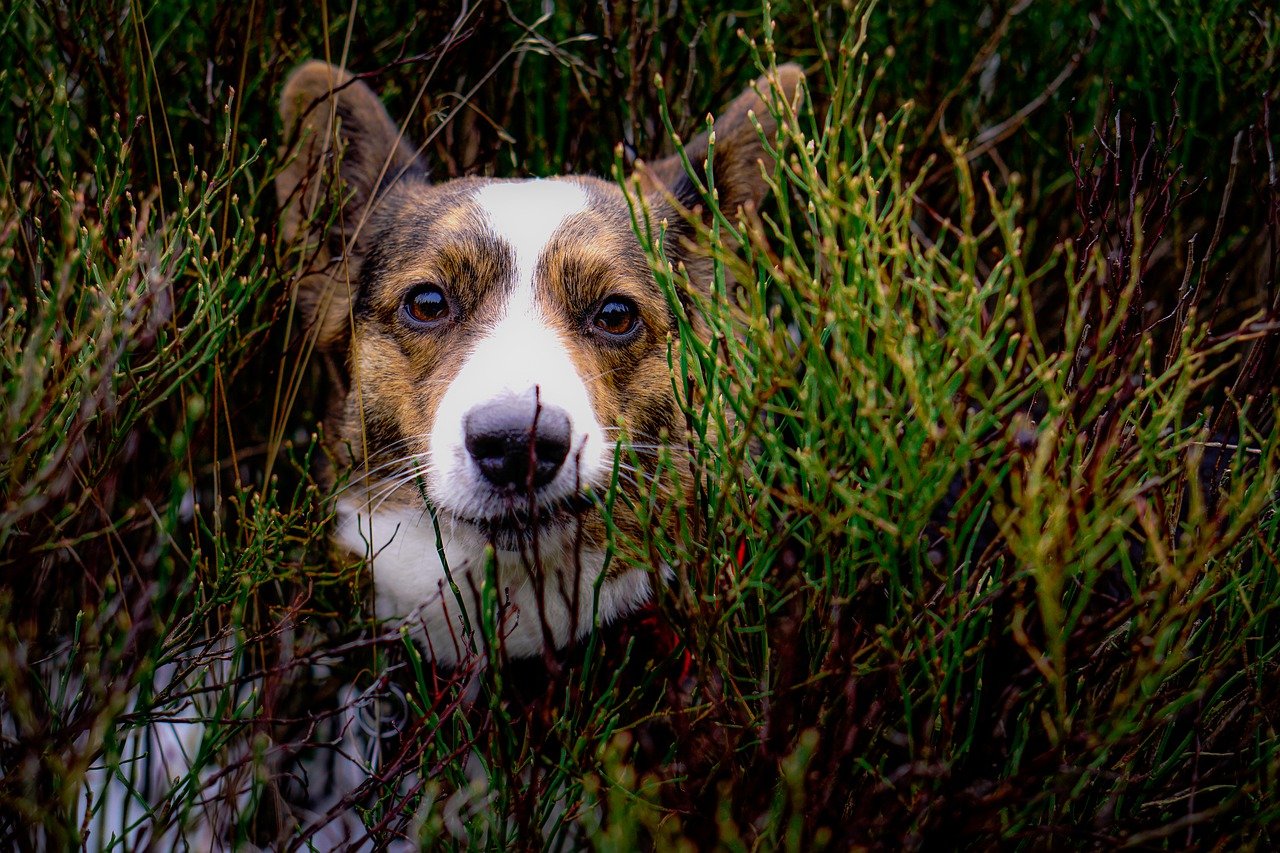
[276,61,423,351]
[634,64,803,227]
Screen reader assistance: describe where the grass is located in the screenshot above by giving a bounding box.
[2,0,1278,848]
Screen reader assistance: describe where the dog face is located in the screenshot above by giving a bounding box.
[277,60,800,665]
[342,176,676,550]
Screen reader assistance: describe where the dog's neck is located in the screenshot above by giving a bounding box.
[334,497,653,667]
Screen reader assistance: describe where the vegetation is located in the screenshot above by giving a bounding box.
[2,0,1277,847]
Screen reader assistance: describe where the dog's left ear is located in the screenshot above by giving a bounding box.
[635,63,803,223]
[276,61,424,353]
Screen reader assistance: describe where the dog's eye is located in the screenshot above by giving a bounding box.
[403,283,449,325]
[592,297,638,338]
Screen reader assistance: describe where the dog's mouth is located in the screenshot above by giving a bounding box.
[456,490,597,550]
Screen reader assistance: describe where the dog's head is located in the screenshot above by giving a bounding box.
[276,60,800,661]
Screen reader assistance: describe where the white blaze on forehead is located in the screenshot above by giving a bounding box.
[472,179,588,299]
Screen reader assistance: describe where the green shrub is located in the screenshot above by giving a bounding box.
[1,0,1277,848]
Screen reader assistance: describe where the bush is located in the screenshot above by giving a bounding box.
[1,0,1277,848]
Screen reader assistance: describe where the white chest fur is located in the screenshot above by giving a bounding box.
[335,499,652,666]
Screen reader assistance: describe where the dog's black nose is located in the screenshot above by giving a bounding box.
[464,395,572,490]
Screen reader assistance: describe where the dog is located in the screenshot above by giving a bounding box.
[276,59,802,667]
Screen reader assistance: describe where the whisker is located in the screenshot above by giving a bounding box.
[369,474,428,517]
[357,463,435,516]
[341,452,429,487]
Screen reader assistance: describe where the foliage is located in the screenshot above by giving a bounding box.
[1,0,1277,848]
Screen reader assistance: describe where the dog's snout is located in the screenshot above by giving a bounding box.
[464,395,572,490]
